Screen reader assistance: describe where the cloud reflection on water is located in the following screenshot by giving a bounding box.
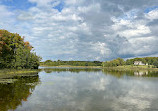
[15,69,158,111]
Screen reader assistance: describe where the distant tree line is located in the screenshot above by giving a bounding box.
[40,60,102,66]
[102,57,158,68]
[126,57,158,68]
[0,30,41,69]
[41,57,158,68]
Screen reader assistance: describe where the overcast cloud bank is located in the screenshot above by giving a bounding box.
[0,0,158,61]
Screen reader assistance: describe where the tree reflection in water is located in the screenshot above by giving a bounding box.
[102,69,158,78]
[43,68,101,73]
[0,74,40,111]
[43,68,158,77]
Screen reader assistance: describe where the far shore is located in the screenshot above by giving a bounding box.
[40,65,102,68]
[40,65,158,71]
[102,65,158,71]
[0,65,158,79]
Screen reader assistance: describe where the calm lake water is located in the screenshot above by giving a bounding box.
[1,67,158,111]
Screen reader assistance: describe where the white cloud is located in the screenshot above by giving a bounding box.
[145,9,158,20]
[0,5,13,17]
[92,42,111,56]
[1,0,158,60]
[78,3,101,13]
[119,25,151,37]
[17,13,34,20]
[112,17,151,38]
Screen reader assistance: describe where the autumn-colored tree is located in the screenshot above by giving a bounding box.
[0,29,41,69]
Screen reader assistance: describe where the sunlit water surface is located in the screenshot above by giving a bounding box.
[0,68,158,111]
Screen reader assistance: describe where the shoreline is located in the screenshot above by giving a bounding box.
[102,66,158,71]
[0,65,158,79]
[0,69,41,79]
[40,65,102,69]
[40,65,158,71]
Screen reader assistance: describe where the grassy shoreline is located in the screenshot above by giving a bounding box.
[0,69,41,79]
[1,65,158,78]
[40,65,158,71]
[0,69,40,74]
[102,65,158,71]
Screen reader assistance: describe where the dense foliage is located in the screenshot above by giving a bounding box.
[41,60,102,66]
[102,58,125,67]
[102,57,158,68]
[0,30,41,69]
[126,57,158,68]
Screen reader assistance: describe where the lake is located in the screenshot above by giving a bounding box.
[0,67,158,111]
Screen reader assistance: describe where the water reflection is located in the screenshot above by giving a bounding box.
[42,67,101,73]
[102,68,158,77]
[42,67,158,77]
[1,68,158,111]
[0,74,40,111]
[15,68,158,111]
[134,71,148,76]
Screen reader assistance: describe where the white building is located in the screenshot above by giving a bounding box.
[134,61,146,65]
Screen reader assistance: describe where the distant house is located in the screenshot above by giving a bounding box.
[134,61,147,65]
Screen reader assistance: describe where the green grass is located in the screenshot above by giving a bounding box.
[103,65,158,71]
[0,69,40,74]
[0,69,41,79]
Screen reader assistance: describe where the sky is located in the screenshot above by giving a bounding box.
[0,0,158,61]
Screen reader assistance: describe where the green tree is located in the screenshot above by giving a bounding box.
[153,60,158,68]
[0,29,41,69]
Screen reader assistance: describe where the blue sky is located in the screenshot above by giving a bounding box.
[53,1,64,12]
[144,6,158,13]
[1,0,35,10]
[0,0,158,61]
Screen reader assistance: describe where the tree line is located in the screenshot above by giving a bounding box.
[126,57,158,68]
[0,30,41,69]
[102,57,158,68]
[41,57,158,68]
[40,60,102,66]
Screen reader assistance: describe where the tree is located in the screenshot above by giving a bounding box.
[153,60,158,68]
[0,29,41,69]
[102,58,125,67]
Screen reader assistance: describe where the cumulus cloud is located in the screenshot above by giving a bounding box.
[145,8,158,20]
[1,0,158,60]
